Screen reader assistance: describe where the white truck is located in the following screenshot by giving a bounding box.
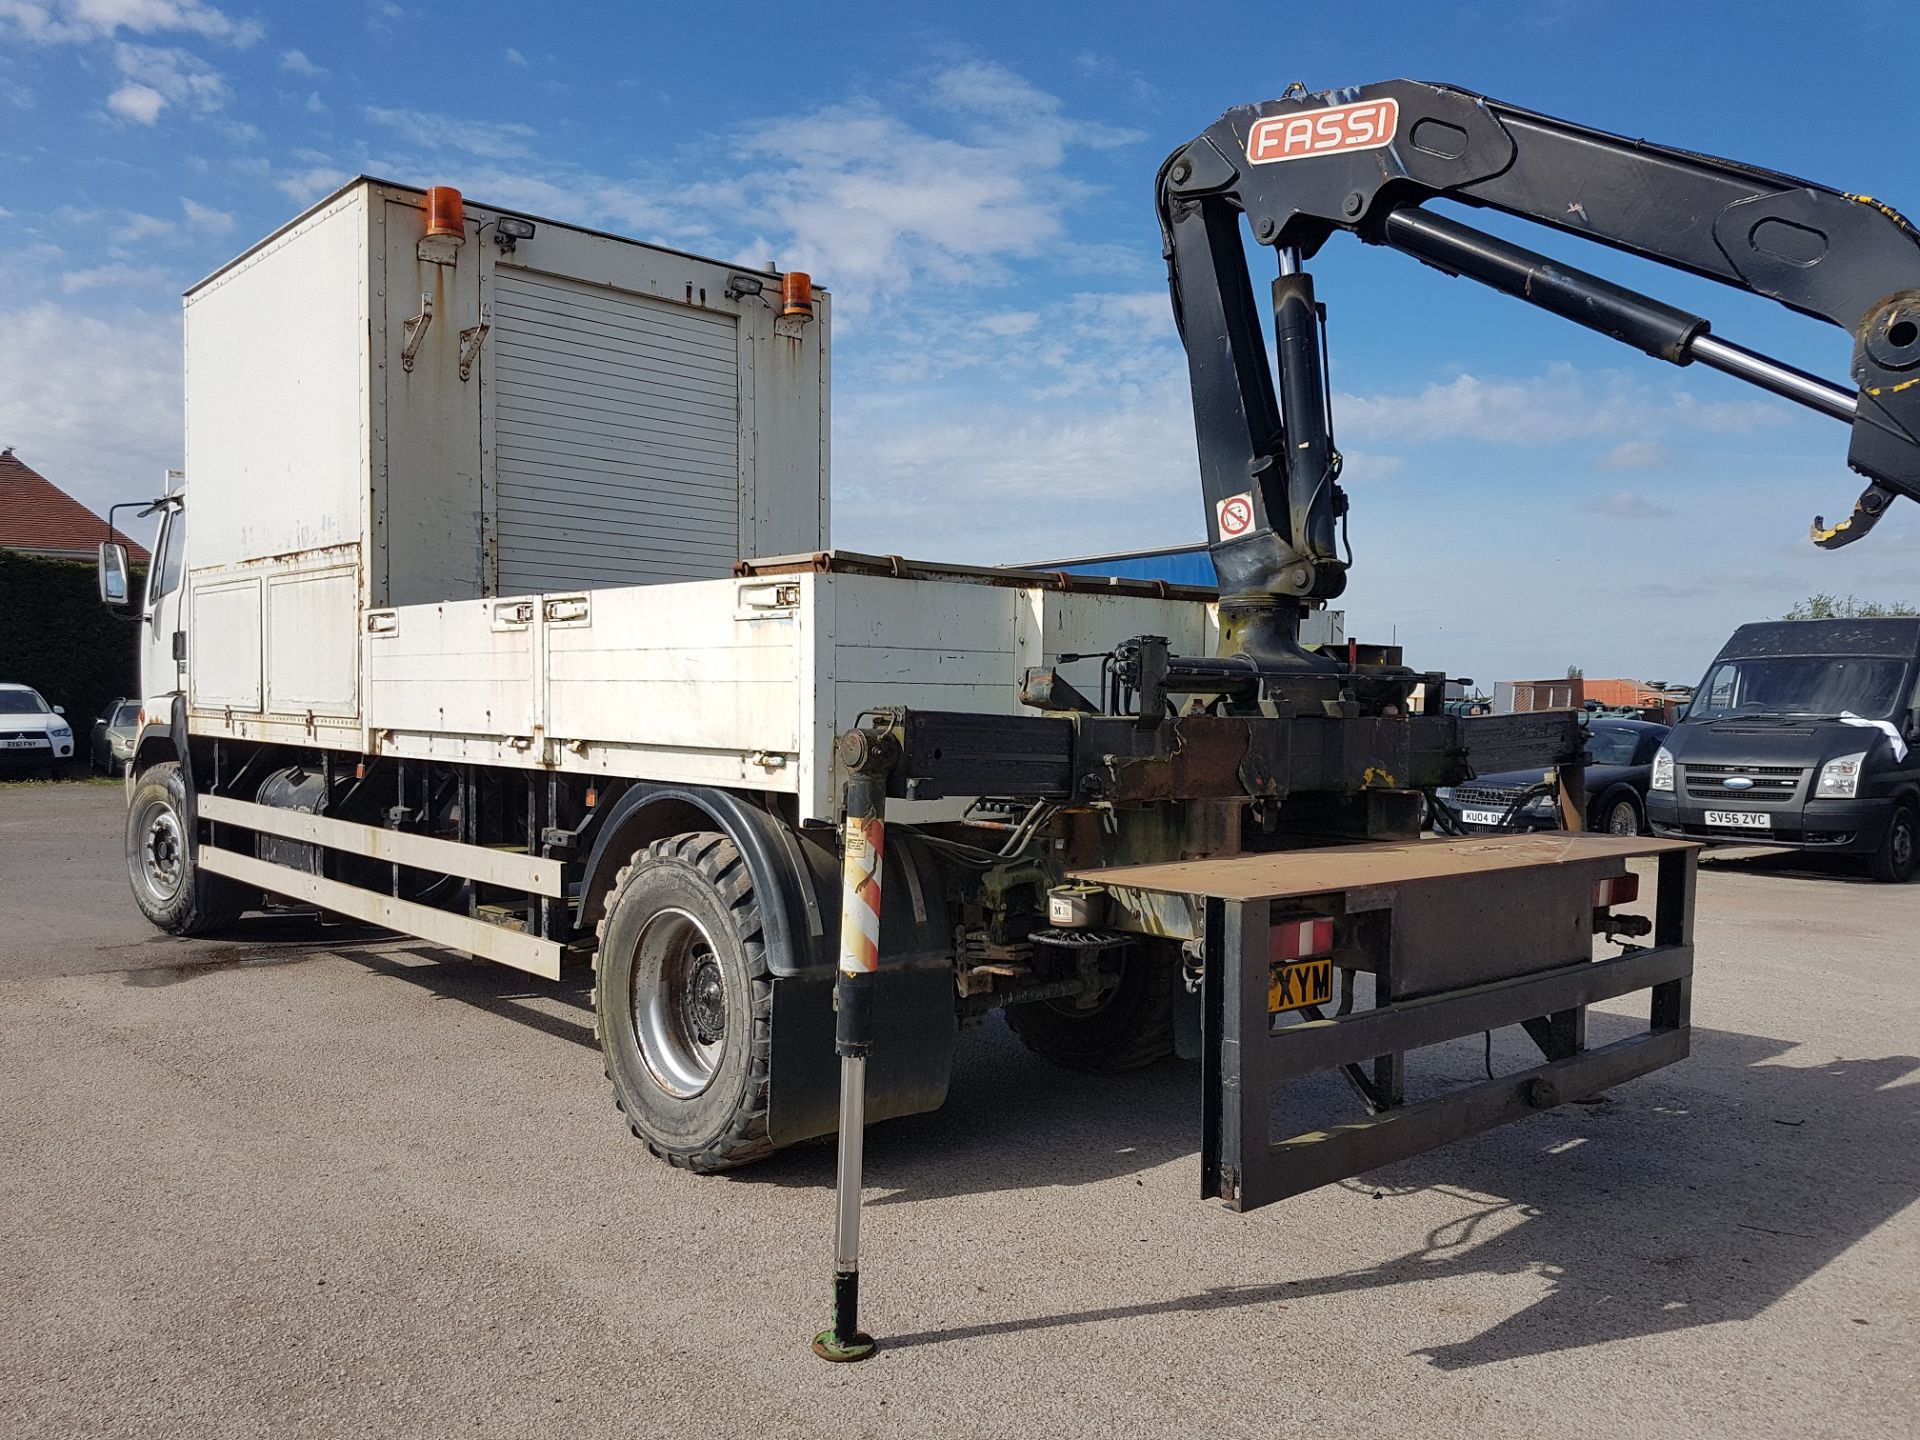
[101,166,1695,1210]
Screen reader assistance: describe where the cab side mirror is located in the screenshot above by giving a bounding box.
[52,705,64,716]
[98,541,130,607]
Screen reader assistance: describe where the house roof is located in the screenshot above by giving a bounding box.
[0,449,150,563]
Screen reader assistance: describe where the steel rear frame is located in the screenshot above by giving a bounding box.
[1188,842,1695,1211]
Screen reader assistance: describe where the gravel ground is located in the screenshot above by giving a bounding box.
[2,781,1915,1439]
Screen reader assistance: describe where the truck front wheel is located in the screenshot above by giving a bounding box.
[593,832,776,1172]
[125,762,248,935]
[1004,947,1177,1073]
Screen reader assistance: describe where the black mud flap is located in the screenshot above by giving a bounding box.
[767,957,956,1145]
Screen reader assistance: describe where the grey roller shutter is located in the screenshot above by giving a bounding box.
[492,268,741,592]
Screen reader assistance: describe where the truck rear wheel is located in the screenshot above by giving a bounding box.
[1004,948,1177,1073]
[593,832,776,1172]
[125,761,249,935]
[1869,804,1916,884]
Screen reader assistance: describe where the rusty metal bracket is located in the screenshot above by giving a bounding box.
[458,302,492,381]
[400,292,433,373]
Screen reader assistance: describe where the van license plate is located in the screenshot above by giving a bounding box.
[1704,810,1770,829]
[1459,808,1506,826]
[1268,957,1335,1014]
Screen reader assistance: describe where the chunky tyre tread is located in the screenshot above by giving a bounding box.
[592,832,777,1173]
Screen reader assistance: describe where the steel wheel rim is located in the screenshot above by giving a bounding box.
[135,799,185,905]
[631,907,728,1098]
[1895,817,1915,874]
[1606,800,1638,835]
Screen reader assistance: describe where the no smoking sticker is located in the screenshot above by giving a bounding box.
[1216,492,1256,539]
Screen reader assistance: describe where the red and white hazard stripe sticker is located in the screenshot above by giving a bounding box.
[837,813,884,975]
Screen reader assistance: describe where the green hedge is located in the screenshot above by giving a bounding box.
[0,552,146,726]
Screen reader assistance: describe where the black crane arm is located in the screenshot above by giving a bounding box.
[1159,79,1920,613]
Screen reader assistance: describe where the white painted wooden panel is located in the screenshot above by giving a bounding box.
[544,577,803,759]
[492,268,741,592]
[266,567,359,717]
[364,597,537,737]
[189,577,264,712]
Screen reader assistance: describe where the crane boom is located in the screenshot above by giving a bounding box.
[1158,79,1920,662]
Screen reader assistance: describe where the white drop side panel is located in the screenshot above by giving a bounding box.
[188,579,263,712]
[542,578,804,790]
[492,269,742,592]
[364,598,538,739]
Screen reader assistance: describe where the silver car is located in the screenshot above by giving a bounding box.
[91,698,140,774]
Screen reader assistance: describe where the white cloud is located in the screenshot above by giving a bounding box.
[3,2,251,124]
[106,81,164,123]
[112,40,229,116]
[180,196,231,233]
[1596,440,1670,470]
[279,47,323,75]
[362,104,539,162]
[274,164,348,205]
[1334,363,1785,447]
[279,62,1144,322]
[0,0,260,46]
[1586,489,1676,520]
[59,261,171,292]
[0,301,181,513]
[504,46,525,66]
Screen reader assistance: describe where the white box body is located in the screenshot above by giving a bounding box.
[177,177,1218,821]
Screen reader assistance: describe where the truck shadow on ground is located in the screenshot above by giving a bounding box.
[120,912,395,986]
[830,1017,1920,1369]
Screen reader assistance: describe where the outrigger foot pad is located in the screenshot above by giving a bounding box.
[811,1329,877,1363]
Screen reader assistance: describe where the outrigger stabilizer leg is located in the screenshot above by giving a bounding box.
[812,728,895,1363]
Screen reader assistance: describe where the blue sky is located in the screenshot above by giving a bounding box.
[1,0,1914,688]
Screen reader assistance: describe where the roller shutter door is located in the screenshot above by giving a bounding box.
[492,268,741,593]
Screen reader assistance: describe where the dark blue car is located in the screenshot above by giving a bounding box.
[1434,717,1671,836]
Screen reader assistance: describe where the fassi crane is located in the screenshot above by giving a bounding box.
[1158,77,1920,676]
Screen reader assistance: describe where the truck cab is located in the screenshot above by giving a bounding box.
[1645,618,1920,881]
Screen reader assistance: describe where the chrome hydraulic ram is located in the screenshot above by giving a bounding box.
[1381,207,1859,424]
[811,728,897,1363]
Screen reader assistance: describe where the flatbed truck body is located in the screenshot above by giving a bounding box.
[109,172,1692,1206]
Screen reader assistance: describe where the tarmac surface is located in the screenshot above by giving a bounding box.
[2,780,1916,1439]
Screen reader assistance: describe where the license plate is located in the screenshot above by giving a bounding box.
[1268,957,1335,1014]
[2,738,47,749]
[1704,810,1771,830]
[1459,807,1507,826]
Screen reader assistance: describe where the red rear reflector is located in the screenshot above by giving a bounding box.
[1271,916,1335,961]
[1593,873,1639,909]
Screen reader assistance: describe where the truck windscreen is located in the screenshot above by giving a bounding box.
[1691,656,1909,721]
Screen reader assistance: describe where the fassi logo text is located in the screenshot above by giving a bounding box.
[1245,99,1399,165]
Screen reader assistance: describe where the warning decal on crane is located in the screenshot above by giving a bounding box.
[1216,491,1257,539]
[1246,98,1398,166]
